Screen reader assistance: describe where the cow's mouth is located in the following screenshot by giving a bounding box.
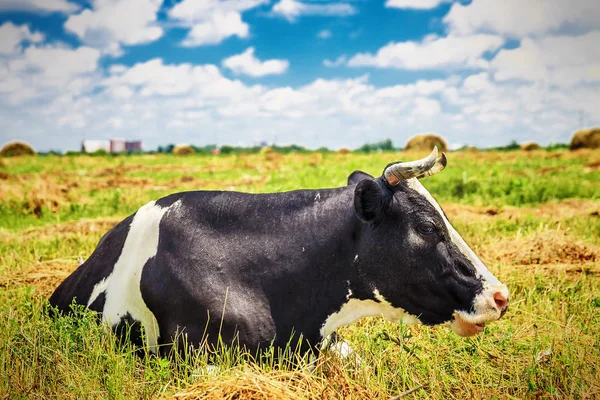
[449,312,495,337]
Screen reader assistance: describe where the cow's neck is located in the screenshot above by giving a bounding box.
[292,188,419,341]
[262,187,415,342]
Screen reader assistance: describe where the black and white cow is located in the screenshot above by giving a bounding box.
[49,148,509,356]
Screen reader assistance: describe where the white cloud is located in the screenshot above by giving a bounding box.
[64,0,163,54]
[412,97,441,117]
[323,55,347,67]
[317,29,332,39]
[9,45,100,83]
[272,0,356,21]
[347,34,504,70]
[2,56,600,152]
[182,11,249,46]
[490,31,600,86]
[462,72,495,93]
[222,47,289,77]
[0,0,78,14]
[386,0,449,10]
[0,43,100,105]
[169,0,266,46]
[0,22,44,55]
[444,0,600,37]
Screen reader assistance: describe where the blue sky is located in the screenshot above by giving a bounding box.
[0,0,599,151]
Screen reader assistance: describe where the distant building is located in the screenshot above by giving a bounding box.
[82,139,142,153]
[82,140,110,153]
[110,138,126,153]
[125,140,142,152]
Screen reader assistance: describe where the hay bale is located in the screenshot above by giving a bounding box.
[337,147,351,154]
[0,141,35,157]
[260,146,275,155]
[173,144,195,155]
[405,133,448,152]
[520,142,540,151]
[570,128,600,150]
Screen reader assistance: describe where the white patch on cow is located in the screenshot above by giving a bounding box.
[315,192,321,202]
[320,335,361,366]
[345,288,353,300]
[87,274,112,307]
[320,289,421,338]
[101,199,180,352]
[405,178,508,325]
[353,254,358,263]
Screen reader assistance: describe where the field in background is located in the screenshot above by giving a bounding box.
[1,149,600,399]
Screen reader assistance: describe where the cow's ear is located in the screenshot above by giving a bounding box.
[347,170,374,186]
[354,179,385,222]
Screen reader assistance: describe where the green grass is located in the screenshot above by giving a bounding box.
[1,150,599,399]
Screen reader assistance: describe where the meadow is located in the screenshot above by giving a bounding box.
[1,149,599,399]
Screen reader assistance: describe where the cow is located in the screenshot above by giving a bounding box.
[49,147,509,357]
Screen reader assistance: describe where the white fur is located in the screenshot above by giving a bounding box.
[320,289,421,338]
[100,200,179,352]
[87,275,112,307]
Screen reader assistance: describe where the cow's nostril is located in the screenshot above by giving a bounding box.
[493,291,509,311]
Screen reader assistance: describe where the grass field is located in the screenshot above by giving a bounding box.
[1,149,600,399]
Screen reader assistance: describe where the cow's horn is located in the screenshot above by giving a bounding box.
[416,151,447,179]
[384,147,446,186]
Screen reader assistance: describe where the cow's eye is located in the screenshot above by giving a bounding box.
[417,222,436,235]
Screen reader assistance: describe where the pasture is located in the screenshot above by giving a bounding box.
[1,149,599,399]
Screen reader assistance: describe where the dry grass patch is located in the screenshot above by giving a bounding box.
[169,358,384,400]
[443,199,600,222]
[483,229,600,266]
[0,259,77,298]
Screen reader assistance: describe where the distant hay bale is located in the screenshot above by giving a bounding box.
[405,134,448,153]
[260,146,275,155]
[570,128,600,150]
[337,147,351,155]
[173,144,195,155]
[0,141,35,157]
[462,146,479,152]
[520,142,540,151]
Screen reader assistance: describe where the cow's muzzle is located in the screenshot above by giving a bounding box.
[449,284,509,337]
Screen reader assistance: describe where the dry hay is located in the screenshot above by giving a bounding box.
[482,229,600,266]
[1,175,78,217]
[260,146,282,162]
[0,141,35,157]
[569,127,600,150]
[174,145,195,155]
[337,148,351,155]
[0,259,77,298]
[498,262,600,279]
[405,133,448,153]
[306,153,322,167]
[260,146,275,155]
[169,361,380,400]
[14,217,122,240]
[520,142,540,151]
[443,199,600,222]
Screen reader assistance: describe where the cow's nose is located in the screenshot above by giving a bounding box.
[493,290,509,312]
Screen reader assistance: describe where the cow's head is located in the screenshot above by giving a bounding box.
[349,147,508,336]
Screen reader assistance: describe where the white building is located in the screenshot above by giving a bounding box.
[82,140,110,153]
